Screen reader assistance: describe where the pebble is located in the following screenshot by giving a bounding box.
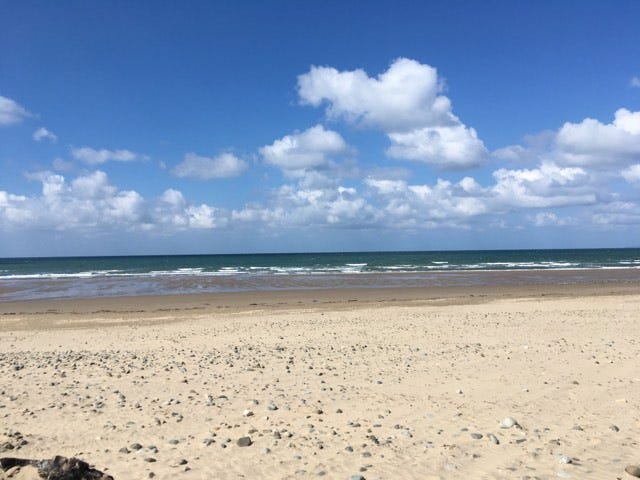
[487,433,499,445]
[610,424,620,432]
[500,417,518,429]
[350,476,366,480]
[130,443,143,450]
[243,409,254,417]
[470,433,483,440]
[559,455,572,464]
[237,436,252,447]
[625,465,640,478]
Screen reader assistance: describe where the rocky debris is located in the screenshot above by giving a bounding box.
[0,456,112,480]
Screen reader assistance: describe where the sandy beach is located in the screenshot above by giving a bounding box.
[1,282,639,479]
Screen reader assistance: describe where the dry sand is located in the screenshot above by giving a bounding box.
[1,284,639,479]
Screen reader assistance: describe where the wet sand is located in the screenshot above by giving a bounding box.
[1,281,639,479]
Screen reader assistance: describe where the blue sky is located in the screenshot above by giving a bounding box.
[1,0,640,256]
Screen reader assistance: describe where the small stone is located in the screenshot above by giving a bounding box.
[345,446,354,452]
[350,476,366,480]
[625,465,640,477]
[130,443,143,450]
[262,448,271,454]
[610,424,620,432]
[559,455,573,464]
[267,403,278,411]
[178,459,188,465]
[487,433,500,445]
[144,457,156,463]
[118,447,130,454]
[237,436,252,447]
[500,417,518,429]
[243,409,254,417]
[168,439,179,445]
[470,433,483,440]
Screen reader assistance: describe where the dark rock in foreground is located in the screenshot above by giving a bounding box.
[0,456,113,480]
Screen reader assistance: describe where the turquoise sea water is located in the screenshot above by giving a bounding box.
[1,249,639,301]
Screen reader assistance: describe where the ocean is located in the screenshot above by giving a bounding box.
[1,248,639,301]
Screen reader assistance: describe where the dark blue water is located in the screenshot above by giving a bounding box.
[1,249,639,301]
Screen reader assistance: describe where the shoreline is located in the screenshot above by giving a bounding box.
[0,267,640,305]
[1,271,639,321]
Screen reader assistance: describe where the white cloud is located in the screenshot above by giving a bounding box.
[32,127,57,142]
[71,146,146,165]
[491,162,596,208]
[631,76,640,88]
[260,125,351,176]
[621,164,640,185]
[0,96,31,126]
[0,171,223,231]
[591,201,640,226]
[387,124,487,169]
[530,212,577,227]
[298,58,450,131]
[555,108,640,166]
[172,152,247,180]
[297,58,488,169]
[233,183,379,228]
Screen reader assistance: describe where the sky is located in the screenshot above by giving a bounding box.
[1,0,640,257]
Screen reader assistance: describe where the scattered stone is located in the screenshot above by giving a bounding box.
[130,443,143,451]
[237,436,252,447]
[470,433,483,440]
[487,433,500,445]
[625,465,640,478]
[559,455,573,464]
[242,409,254,417]
[267,403,278,411]
[610,424,620,432]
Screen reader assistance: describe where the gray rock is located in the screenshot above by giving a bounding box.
[559,455,572,464]
[625,465,640,478]
[237,436,252,447]
[487,433,500,445]
[610,424,620,432]
[470,433,483,440]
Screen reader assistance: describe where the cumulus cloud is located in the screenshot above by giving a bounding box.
[555,108,640,167]
[530,212,577,227]
[490,162,597,208]
[387,124,488,169]
[172,152,247,180]
[32,127,57,142]
[0,95,31,126]
[298,58,488,169]
[71,146,146,165]
[260,125,351,176]
[621,164,640,185]
[0,171,223,231]
[232,183,378,228]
